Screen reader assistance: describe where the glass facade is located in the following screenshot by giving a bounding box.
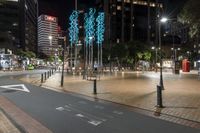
[0,0,38,54]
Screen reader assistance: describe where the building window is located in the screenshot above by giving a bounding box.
[194,45,196,48]
[198,50,200,54]
[117,6,121,10]
[124,0,130,3]
[112,12,116,15]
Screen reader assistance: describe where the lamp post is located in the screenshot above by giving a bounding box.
[156,17,168,108]
[159,17,168,90]
[60,36,66,87]
[151,46,158,67]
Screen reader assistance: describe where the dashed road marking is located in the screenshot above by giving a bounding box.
[94,105,104,109]
[113,110,124,115]
[88,120,102,126]
[56,107,65,111]
[78,101,88,104]
[76,114,85,118]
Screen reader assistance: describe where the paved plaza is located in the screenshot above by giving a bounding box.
[30,70,200,124]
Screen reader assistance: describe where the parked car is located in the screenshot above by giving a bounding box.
[27,64,34,70]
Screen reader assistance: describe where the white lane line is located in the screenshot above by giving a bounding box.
[78,101,88,104]
[56,107,65,111]
[113,110,124,115]
[88,120,102,126]
[65,104,107,122]
[76,114,85,118]
[94,105,104,109]
[56,106,71,112]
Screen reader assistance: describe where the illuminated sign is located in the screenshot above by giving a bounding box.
[44,15,57,22]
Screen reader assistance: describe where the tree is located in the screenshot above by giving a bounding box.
[179,0,200,38]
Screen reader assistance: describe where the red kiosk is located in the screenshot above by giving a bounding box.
[182,59,190,72]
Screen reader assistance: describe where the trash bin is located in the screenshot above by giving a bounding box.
[174,61,180,74]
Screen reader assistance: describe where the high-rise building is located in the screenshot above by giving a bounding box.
[38,15,59,56]
[96,0,163,45]
[0,0,38,54]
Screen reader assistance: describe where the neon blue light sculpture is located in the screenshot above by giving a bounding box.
[96,12,105,45]
[69,10,79,46]
[84,8,96,67]
[96,12,105,66]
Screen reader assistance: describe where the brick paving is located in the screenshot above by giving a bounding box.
[19,70,200,129]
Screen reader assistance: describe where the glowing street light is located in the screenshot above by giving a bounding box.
[160,17,168,23]
[157,16,168,108]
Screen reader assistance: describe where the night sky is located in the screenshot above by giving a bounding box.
[38,0,95,30]
[38,0,187,30]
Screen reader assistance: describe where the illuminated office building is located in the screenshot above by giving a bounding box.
[96,0,163,45]
[0,0,38,54]
[38,15,59,56]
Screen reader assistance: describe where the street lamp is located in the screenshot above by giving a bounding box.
[159,17,168,89]
[151,46,158,71]
[59,36,66,87]
[156,17,168,108]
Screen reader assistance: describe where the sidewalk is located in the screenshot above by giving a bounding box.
[0,109,21,133]
[20,70,200,128]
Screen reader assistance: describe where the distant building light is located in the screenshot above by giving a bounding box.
[25,4,28,10]
[12,23,18,26]
[117,6,121,10]
[6,0,18,2]
[44,15,57,22]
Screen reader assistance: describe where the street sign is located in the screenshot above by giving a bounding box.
[0,84,30,93]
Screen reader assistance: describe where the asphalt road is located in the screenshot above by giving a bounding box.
[0,72,199,133]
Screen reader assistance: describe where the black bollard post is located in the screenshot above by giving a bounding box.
[49,70,51,77]
[45,72,47,80]
[157,85,163,108]
[41,74,43,83]
[93,79,97,94]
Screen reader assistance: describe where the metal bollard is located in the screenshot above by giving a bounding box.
[93,79,97,94]
[41,74,43,83]
[49,70,51,77]
[45,72,47,80]
[157,85,163,108]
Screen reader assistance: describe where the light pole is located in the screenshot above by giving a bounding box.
[156,17,168,108]
[60,36,66,87]
[159,17,168,90]
[151,46,158,66]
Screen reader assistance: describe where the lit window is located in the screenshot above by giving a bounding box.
[199,44,200,47]
[194,45,196,48]
[117,6,121,10]
[198,50,200,54]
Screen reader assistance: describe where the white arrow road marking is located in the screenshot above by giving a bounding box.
[0,84,30,93]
